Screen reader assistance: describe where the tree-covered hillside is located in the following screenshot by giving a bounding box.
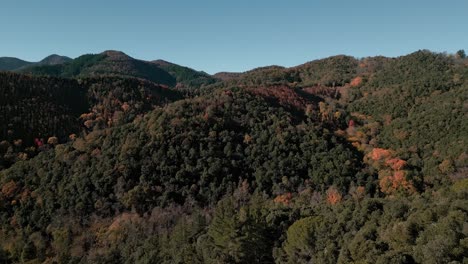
[0,72,182,170]
[347,50,468,187]
[0,50,466,263]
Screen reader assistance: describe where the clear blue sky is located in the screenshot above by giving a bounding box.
[1,0,467,74]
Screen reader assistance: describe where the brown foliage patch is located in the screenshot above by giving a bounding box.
[274,193,292,206]
[379,170,415,194]
[369,148,393,161]
[326,187,342,205]
[350,76,363,87]
[1,181,18,198]
[385,158,407,170]
[121,102,130,112]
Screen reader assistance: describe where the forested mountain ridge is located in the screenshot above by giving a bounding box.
[15,51,218,89]
[0,50,467,263]
[0,55,72,71]
[19,51,176,87]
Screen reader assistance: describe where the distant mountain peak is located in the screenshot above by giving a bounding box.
[39,54,72,65]
[101,50,130,59]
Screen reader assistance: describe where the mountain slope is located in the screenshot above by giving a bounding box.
[0,72,183,169]
[152,59,218,88]
[346,50,468,185]
[0,57,33,71]
[0,85,361,219]
[0,72,89,143]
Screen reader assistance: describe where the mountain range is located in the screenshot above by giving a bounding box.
[0,51,398,91]
[0,51,383,89]
[1,51,217,88]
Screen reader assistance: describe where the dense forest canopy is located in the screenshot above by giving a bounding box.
[0,50,467,263]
